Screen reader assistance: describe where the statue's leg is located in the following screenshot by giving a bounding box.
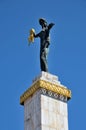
[40,48,49,72]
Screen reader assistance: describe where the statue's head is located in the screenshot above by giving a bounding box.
[39,18,47,27]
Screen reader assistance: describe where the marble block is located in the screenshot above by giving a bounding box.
[32,71,61,85]
[24,90,69,130]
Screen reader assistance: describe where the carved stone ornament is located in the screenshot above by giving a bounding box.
[20,79,71,105]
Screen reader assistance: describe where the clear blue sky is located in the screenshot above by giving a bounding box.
[0,0,86,130]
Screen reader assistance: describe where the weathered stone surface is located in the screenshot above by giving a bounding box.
[33,71,61,85]
[24,90,41,130]
[24,90,68,130]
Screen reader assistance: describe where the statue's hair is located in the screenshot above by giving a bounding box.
[39,18,47,25]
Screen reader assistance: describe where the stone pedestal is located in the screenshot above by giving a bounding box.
[20,72,71,130]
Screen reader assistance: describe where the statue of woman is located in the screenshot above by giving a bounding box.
[29,18,55,72]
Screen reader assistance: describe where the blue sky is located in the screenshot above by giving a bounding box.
[0,0,86,130]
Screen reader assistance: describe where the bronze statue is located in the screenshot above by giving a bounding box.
[28,18,55,72]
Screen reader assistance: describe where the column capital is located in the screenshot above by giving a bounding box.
[20,78,71,105]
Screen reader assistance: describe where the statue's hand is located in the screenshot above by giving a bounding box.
[50,23,55,26]
[48,23,55,30]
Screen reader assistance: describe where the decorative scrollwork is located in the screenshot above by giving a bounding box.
[20,79,71,105]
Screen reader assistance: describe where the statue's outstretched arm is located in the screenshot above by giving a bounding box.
[48,23,55,30]
[34,33,40,38]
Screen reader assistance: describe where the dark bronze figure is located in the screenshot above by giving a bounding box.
[28,18,55,72]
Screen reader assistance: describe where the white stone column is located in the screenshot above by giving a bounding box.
[24,90,41,130]
[20,72,71,130]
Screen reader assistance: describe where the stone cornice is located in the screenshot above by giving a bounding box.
[20,79,71,105]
